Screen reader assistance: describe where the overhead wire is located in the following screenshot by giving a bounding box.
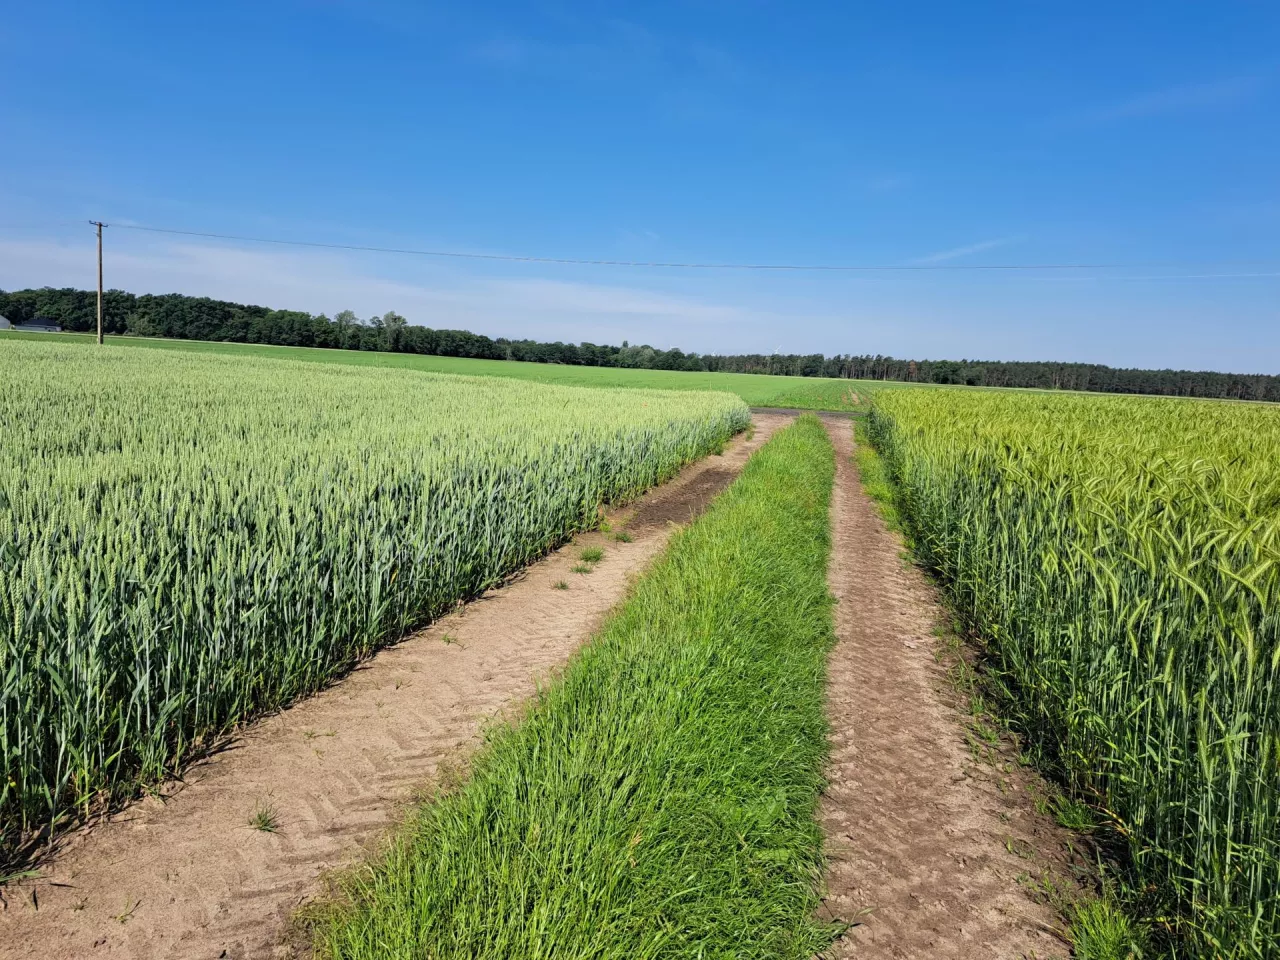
[0,219,1276,278]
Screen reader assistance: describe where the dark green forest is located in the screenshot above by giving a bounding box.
[3,285,1277,402]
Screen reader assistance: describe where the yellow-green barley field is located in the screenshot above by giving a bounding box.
[869,388,1280,957]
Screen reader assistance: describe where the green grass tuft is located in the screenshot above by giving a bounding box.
[1071,896,1146,960]
[249,799,281,834]
[1052,794,1097,832]
[851,419,900,531]
[578,546,604,564]
[312,415,838,959]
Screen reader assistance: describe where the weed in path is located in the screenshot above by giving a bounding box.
[570,563,592,574]
[612,530,633,543]
[578,546,604,564]
[553,580,569,590]
[113,898,142,924]
[970,717,1001,746]
[249,799,281,834]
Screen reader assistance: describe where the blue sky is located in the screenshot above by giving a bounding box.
[2,2,1278,372]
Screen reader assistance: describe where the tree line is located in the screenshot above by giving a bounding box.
[3,285,1277,402]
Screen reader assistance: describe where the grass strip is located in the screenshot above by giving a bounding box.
[851,417,900,532]
[313,415,837,959]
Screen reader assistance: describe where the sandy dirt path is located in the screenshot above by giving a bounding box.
[818,419,1068,959]
[0,413,792,960]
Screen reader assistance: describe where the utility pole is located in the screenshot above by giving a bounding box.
[91,221,107,344]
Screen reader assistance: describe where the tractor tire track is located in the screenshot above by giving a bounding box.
[818,418,1068,959]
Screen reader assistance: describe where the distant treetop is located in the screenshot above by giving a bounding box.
[2,286,1275,402]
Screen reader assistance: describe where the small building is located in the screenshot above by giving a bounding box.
[0,315,11,330]
[8,316,64,333]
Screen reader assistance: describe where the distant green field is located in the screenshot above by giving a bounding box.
[2,331,871,410]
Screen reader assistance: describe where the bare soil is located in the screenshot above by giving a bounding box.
[818,419,1071,959]
[0,413,792,960]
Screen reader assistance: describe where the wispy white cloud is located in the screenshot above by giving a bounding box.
[4,234,1277,373]
[465,17,744,88]
[470,36,530,66]
[866,174,911,193]
[687,42,745,83]
[912,236,1021,264]
[0,236,750,344]
[466,19,655,77]
[494,277,739,321]
[1049,74,1267,128]
[1204,198,1280,227]
[616,227,662,246]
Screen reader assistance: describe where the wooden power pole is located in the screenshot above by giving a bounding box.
[91,221,106,344]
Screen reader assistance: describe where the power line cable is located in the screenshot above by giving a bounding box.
[2,219,1276,275]
[101,222,1280,274]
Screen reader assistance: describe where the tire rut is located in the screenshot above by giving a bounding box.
[818,419,1068,959]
